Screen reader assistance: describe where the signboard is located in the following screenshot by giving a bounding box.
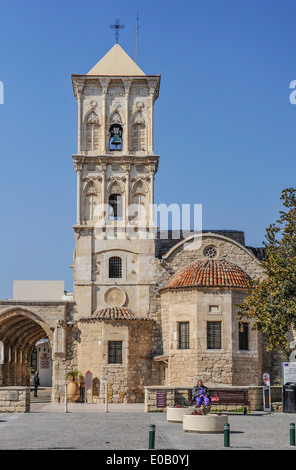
[85,370,93,404]
[263,373,270,386]
[40,352,50,369]
[85,370,92,390]
[8,391,19,401]
[156,391,166,408]
[282,363,296,385]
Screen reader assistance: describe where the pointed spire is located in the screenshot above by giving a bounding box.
[87,43,146,76]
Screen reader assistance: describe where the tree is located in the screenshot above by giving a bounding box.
[237,187,296,355]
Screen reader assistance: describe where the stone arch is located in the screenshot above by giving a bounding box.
[107,179,125,196]
[162,232,262,264]
[109,111,123,151]
[131,179,149,195]
[0,308,52,386]
[82,180,101,221]
[130,179,149,224]
[109,110,123,125]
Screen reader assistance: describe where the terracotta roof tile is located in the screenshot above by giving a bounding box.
[160,259,251,292]
[93,307,138,320]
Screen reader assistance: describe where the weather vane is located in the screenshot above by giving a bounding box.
[109,19,125,44]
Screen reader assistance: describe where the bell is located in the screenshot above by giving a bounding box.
[111,134,121,146]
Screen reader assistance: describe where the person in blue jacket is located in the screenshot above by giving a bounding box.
[192,379,210,407]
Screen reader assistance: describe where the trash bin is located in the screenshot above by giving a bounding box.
[283,383,296,413]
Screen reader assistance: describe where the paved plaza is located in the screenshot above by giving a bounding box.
[0,391,296,452]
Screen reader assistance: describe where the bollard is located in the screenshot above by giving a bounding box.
[65,384,67,412]
[290,423,295,446]
[149,424,155,449]
[104,381,108,413]
[224,422,230,447]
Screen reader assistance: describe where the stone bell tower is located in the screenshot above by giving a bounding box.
[71,43,160,318]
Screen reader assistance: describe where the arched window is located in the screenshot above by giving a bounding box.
[131,180,147,223]
[84,182,98,221]
[30,346,38,374]
[132,111,146,152]
[109,123,123,151]
[109,193,122,220]
[132,123,146,152]
[86,111,100,152]
[109,256,122,278]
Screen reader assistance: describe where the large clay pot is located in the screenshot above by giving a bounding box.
[67,381,80,402]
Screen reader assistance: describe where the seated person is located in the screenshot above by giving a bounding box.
[192,379,210,407]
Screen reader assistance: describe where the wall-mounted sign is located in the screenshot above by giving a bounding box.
[85,370,93,390]
[263,373,270,386]
[40,353,50,369]
[8,391,19,401]
[156,391,166,408]
[283,363,296,385]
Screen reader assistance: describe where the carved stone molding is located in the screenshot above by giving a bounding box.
[104,287,127,307]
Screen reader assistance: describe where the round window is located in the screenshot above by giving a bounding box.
[204,245,218,259]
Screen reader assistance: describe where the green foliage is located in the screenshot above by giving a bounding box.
[237,188,296,354]
[65,370,81,381]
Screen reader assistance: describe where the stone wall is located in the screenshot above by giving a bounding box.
[76,318,154,403]
[159,287,264,387]
[0,387,30,412]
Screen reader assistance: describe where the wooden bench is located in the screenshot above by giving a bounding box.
[210,389,250,413]
[188,389,250,413]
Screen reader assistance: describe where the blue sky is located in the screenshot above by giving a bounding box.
[0,0,295,298]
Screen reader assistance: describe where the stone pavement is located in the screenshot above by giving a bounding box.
[0,400,296,451]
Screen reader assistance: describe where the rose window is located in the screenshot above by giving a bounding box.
[204,245,218,259]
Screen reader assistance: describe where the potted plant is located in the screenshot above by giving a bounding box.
[183,404,228,433]
[65,370,81,402]
[166,403,195,422]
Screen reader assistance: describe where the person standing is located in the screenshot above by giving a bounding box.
[33,371,40,398]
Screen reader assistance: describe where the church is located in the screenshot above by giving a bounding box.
[0,40,282,403]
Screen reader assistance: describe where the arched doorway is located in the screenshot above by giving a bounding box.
[0,309,52,387]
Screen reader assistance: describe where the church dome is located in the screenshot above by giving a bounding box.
[161,259,251,291]
[92,307,138,320]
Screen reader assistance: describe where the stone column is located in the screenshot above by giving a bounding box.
[147,78,159,153]
[122,79,132,154]
[75,161,83,225]
[148,161,156,226]
[100,161,107,206]
[99,78,110,154]
[75,79,85,154]
[124,160,132,230]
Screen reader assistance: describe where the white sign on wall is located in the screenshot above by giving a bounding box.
[282,362,296,384]
[0,341,3,365]
[40,352,50,369]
